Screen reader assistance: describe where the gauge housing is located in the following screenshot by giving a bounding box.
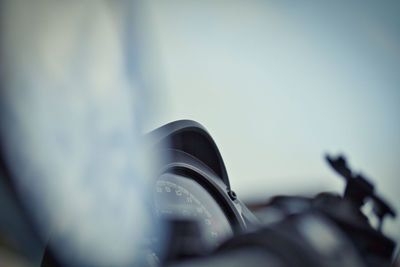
[148,120,258,236]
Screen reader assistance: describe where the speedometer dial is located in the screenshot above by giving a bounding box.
[154,173,233,248]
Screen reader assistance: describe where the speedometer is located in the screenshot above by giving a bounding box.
[148,120,259,255]
[154,173,233,248]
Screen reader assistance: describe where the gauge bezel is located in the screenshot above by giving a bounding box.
[158,149,247,234]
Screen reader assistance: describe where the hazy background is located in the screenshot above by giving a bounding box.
[0,1,398,265]
[140,1,400,240]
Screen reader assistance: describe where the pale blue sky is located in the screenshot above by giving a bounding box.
[143,1,400,239]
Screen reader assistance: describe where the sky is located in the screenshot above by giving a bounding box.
[142,1,400,240]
